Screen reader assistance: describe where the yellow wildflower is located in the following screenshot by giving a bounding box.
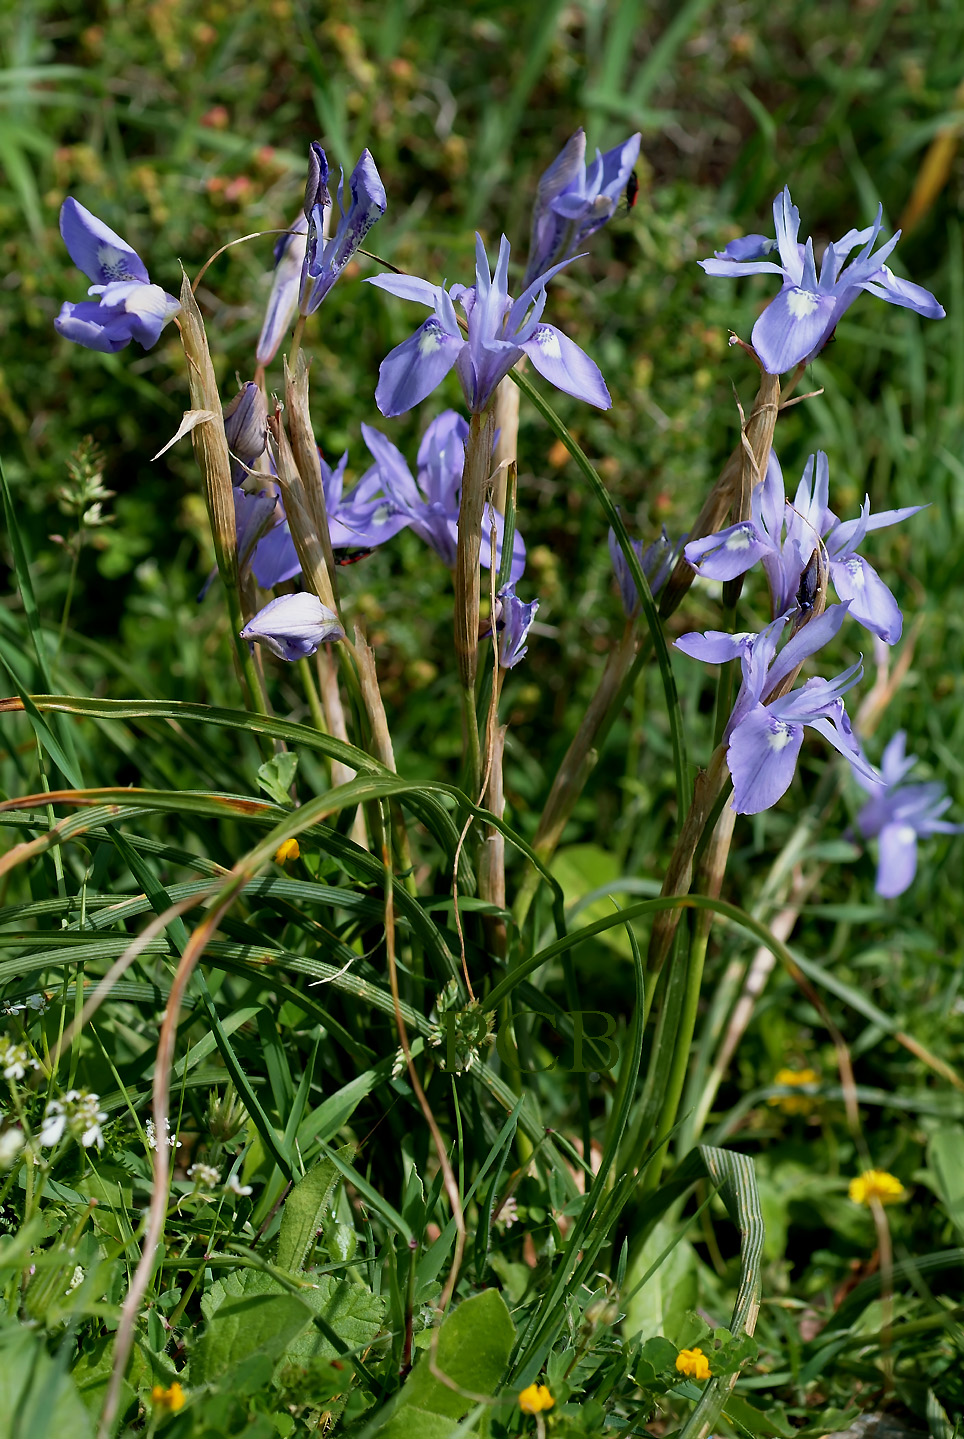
[768,1067,819,1115]
[274,837,300,864]
[675,1347,711,1380]
[849,1169,906,1207]
[151,1381,186,1412]
[518,1382,555,1414]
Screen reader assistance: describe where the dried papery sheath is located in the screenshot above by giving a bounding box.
[177,273,237,587]
[285,355,338,583]
[241,593,343,661]
[266,409,337,612]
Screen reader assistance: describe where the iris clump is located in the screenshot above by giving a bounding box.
[54,198,180,352]
[700,187,945,374]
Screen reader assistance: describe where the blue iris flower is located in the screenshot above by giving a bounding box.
[855,732,963,897]
[54,198,179,353]
[700,187,944,374]
[524,128,641,286]
[300,147,387,316]
[676,605,880,815]
[367,233,611,416]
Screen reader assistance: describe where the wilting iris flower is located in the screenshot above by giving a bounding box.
[684,451,921,644]
[524,128,641,285]
[367,233,611,416]
[240,592,343,661]
[676,605,878,814]
[256,214,309,367]
[223,382,268,484]
[700,188,945,374]
[493,584,539,669]
[300,147,386,316]
[355,411,526,579]
[54,198,180,353]
[608,522,682,617]
[251,450,369,589]
[854,731,963,897]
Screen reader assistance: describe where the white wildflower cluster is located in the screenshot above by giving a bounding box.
[1,993,49,1017]
[495,1195,519,1229]
[224,1172,253,1197]
[0,1035,39,1083]
[39,1090,108,1150]
[187,1162,221,1189]
[146,1117,182,1152]
[66,1265,85,1295]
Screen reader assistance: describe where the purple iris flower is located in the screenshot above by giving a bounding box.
[523,128,642,286]
[257,215,309,367]
[355,411,526,580]
[854,731,963,897]
[683,451,922,644]
[676,605,879,814]
[240,592,343,661]
[367,233,611,417]
[54,198,180,353]
[494,584,539,669]
[608,522,683,616]
[300,148,387,316]
[699,187,945,374]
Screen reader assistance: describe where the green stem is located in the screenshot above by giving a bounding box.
[56,536,82,660]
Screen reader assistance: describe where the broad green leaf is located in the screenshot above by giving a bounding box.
[194,1268,313,1385]
[928,1127,964,1238]
[387,1289,515,1420]
[0,1323,94,1439]
[258,752,299,805]
[374,1405,471,1439]
[624,1218,700,1344]
[281,1274,385,1362]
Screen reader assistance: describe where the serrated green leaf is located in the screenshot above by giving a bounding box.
[276,1151,350,1273]
[281,1274,385,1362]
[194,1268,312,1385]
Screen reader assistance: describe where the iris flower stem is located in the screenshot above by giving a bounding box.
[512,622,646,931]
[647,744,731,975]
[455,407,497,799]
[287,313,307,370]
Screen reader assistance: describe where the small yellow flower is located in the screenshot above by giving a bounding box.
[518,1382,555,1414]
[274,837,300,864]
[849,1169,906,1207]
[768,1067,820,1115]
[151,1381,186,1412]
[675,1347,711,1381]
